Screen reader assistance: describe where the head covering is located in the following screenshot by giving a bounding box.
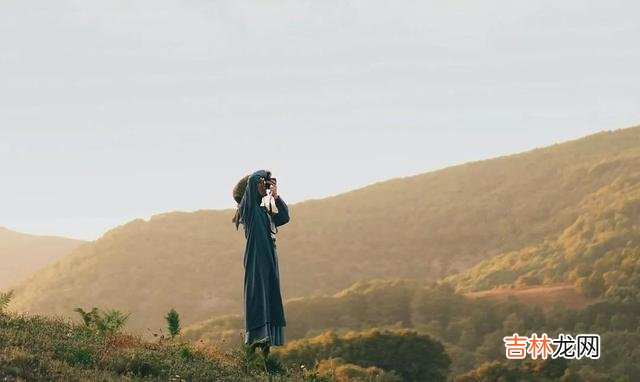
[233,175,249,204]
[232,175,250,229]
[231,170,275,230]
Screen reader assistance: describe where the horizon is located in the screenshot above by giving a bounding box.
[2,124,636,241]
[2,1,639,240]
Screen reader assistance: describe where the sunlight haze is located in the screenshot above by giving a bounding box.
[1,0,638,239]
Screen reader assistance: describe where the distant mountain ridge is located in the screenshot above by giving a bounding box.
[0,227,84,289]
[8,125,640,334]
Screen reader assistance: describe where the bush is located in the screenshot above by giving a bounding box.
[74,307,130,336]
[166,308,181,338]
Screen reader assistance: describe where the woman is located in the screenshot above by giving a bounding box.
[232,169,290,356]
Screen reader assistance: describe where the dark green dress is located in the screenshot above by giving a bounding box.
[239,169,290,346]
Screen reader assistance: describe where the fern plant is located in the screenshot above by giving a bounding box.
[74,306,130,336]
[74,307,100,326]
[99,309,131,335]
[0,289,14,313]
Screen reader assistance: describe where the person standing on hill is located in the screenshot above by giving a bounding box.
[232,169,290,357]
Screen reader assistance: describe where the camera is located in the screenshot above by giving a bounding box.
[261,171,276,189]
[264,176,277,189]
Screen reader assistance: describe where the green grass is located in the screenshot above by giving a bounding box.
[0,310,325,381]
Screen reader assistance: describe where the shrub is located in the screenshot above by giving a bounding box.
[166,308,181,338]
[74,307,130,336]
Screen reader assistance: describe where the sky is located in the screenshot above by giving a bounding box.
[1,0,639,240]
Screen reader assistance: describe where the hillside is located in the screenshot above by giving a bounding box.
[4,279,628,380]
[0,227,84,289]
[8,125,640,335]
[182,278,639,380]
[0,309,316,381]
[0,291,451,382]
[181,279,424,349]
[446,164,640,300]
[180,280,591,350]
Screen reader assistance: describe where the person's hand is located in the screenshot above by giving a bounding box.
[268,179,278,198]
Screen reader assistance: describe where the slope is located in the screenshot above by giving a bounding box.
[446,164,640,299]
[8,126,640,334]
[0,227,84,289]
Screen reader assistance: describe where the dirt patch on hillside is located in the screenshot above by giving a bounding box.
[464,283,591,310]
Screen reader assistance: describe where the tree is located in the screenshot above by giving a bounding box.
[576,274,605,298]
[276,329,451,382]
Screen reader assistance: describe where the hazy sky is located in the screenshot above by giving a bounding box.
[1,1,639,240]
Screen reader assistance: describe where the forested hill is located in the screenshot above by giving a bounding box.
[0,227,84,289]
[7,125,640,334]
[446,157,640,299]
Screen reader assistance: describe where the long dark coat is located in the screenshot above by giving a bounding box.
[239,169,289,332]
